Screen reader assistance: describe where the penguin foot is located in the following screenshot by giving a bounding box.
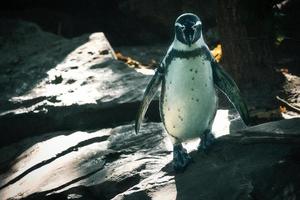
[198,130,215,152]
[173,143,192,172]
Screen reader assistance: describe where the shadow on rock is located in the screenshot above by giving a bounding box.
[174,119,300,200]
[0,122,170,200]
[0,19,89,103]
[0,135,109,190]
[0,20,161,148]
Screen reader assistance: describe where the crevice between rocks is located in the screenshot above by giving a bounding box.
[0,135,110,190]
[0,100,160,147]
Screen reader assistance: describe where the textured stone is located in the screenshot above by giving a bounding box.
[0,123,170,200]
[0,20,158,146]
[0,119,299,200]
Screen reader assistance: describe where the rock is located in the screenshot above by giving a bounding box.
[115,45,167,67]
[0,119,299,200]
[0,20,67,101]
[0,20,159,146]
[241,118,300,135]
[0,122,170,200]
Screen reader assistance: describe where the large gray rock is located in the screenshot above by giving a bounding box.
[0,20,157,146]
[0,122,170,200]
[0,119,299,200]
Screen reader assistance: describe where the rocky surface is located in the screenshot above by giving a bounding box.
[0,118,299,200]
[0,122,170,200]
[0,21,300,200]
[0,20,159,146]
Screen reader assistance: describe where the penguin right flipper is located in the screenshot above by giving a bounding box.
[135,66,164,134]
[211,60,251,126]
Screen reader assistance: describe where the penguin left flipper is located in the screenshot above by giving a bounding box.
[135,66,164,134]
[211,59,251,126]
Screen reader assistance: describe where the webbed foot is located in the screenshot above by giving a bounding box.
[198,130,215,152]
[173,143,192,172]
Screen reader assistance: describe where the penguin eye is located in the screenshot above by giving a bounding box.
[192,21,202,30]
[192,24,198,30]
[175,23,185,31]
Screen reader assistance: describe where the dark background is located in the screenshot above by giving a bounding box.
[1,0,299,79]
[0,0,219,46]
[1,0,299,47]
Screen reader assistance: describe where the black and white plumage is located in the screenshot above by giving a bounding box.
[135,13,250,171]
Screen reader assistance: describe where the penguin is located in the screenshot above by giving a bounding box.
[135,13,250,171]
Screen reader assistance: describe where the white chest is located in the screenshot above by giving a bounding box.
[161,56,217,140]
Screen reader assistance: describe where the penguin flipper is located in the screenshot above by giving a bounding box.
[135,67,164,134]
[211,60,251,125]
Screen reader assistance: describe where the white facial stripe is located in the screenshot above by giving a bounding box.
[192,21,201,29]
[190,21,201,41]
[175,22,186,41]
[194,21,202,26]
[175,22,185,30]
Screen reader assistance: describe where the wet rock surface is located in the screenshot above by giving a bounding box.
[0,21,300,200]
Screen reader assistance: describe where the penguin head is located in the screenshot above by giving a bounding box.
[174,13,202,46]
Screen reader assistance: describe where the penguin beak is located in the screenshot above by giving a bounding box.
[184,29,194,47]
[186,35,193,46]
